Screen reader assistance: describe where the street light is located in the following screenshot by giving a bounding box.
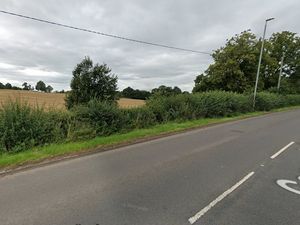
[277,51,285,92]
[253,17,275,108]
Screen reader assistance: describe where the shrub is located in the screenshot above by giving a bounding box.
[0,101,71,153]
[66,120,96,141]
[121,107,157,129]
[255,92,285,111]
[284,94,300,106]
[72,100,126,135]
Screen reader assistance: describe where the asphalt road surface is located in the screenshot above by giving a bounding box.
[1,109,300,225]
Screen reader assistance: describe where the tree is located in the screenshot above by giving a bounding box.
[45,85,53,93]
[193,31,259,93]
[5,83,12,89]
[22,82,33,91]
[173,86,182,95]
[193,30,300,94]
[267,31,300,93]
[151,85,182,96]
[122,87,135,98]
[0,82,4,89]
[35,81,47,92]
[11,86,22,90]
[66,57,118,108]
[22,82,29,90]
[122,87,151,100]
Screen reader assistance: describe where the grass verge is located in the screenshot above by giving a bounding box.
[1,106,299,170]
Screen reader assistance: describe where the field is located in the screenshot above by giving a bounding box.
[0,90,145,109]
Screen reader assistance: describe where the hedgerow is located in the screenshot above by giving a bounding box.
[0,92,300,153]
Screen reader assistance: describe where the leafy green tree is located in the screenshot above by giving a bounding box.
[45,85,53,93]
[11,86,22,90]
[35,81,47,92]
[0,82,4,89]
[122,87,135,98]
[122,87,151,100]
[267,31,300,93]
[22,82,29,90]
[22,82,33,91]
[173,86,182,95]
[66,57,118,109]
[193,30,300,94]
[151,85,182,96]
[5,83,12,89]
[193,31,259,93]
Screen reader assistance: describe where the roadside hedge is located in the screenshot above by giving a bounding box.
[0,101,71,153]
[147,92,253,121]
[0,92,300,153]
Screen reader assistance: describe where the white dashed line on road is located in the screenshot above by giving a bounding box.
[270,142,295,159]
[188,171,255,224]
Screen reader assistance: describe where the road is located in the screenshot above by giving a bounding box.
[1,109,300,225]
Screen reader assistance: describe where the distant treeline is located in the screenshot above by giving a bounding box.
[120,85,186,100]
[0,81,185,99]
[0,81,65,93]
[0,82,22,90]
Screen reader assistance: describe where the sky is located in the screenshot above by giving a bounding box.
[0,0,299,91]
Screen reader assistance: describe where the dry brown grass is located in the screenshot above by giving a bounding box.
[117,98,145,108]
[0,90,145,109]
[0,90,66,109]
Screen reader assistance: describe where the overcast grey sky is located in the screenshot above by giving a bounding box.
[0,0,299,91]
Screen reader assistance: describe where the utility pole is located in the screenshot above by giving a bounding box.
[253,18,275,108]
[277,52,285,92]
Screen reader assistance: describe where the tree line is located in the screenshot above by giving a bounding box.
[121,85,184,100]
[0,80,54,93]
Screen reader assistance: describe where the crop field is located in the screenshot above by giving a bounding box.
[0,90,145,109]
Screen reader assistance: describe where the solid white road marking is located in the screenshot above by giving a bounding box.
[188,171,255,224]
[276,179,300,195]
[270,142,295,159]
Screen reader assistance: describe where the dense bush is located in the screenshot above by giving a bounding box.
[72,100,157,135]
[122,107,157,129]
[255,92,300,111]
[72,100,127,136]
[1,92,300,153]
[0,101,71,153]
[146,91,253,121]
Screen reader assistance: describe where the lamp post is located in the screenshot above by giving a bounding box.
[277,52,285,92]
[253,18,275,108]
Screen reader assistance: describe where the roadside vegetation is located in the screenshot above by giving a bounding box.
[0,30,299,169]
[1,92,300,167]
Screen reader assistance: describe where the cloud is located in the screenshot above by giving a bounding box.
[0,62,17,69]
[18,68,60,77]
[0,0,299,91]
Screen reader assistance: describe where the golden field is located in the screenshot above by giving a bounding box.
[0,90,145,109]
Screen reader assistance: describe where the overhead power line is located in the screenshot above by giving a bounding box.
[0,10,212,55]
